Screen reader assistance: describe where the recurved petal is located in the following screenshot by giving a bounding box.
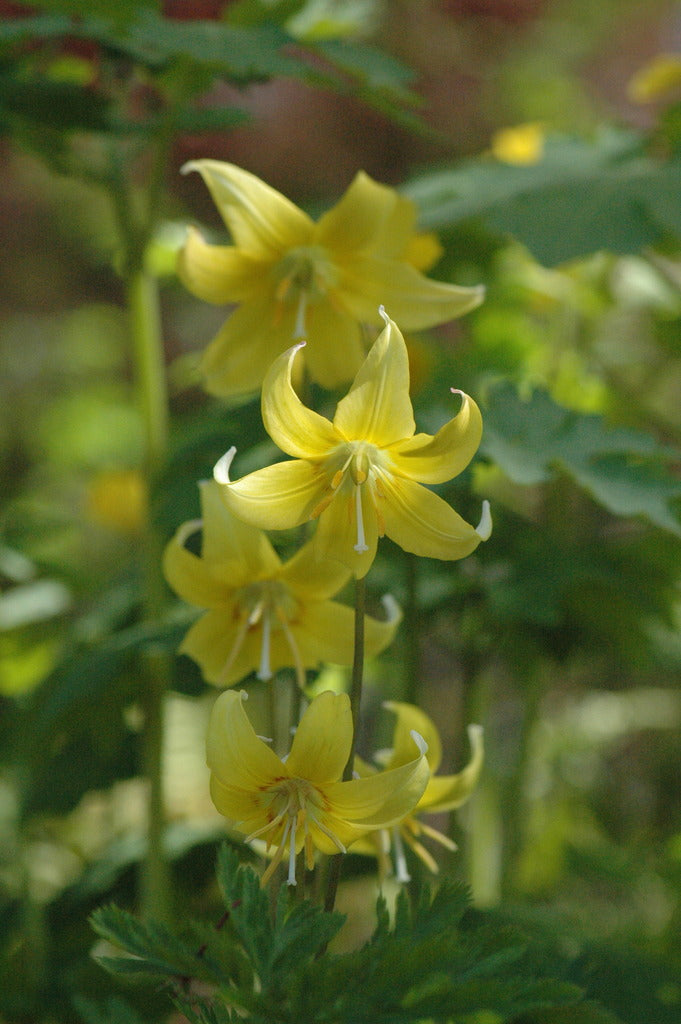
[384,701,443,774]
[292,595,398,670]
[207,690,286,791]
[199,295,296,398]
[378,474,485,561]
[420,724,484,812]
[324,735,429,826]
[314,171,400,253]
[262,343,340,458]
[198,480,281,578]
[286,691,352,782]
[333,314,415,446]
[339,255,484,329]
[163,522,235,608]
[182,160,313,258]
[280,538,351,600]
[389,391,483,485]
[216,452,326,531]
[177,227,266,304]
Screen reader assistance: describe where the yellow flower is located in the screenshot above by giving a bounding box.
[215,311,491,578]
[85,469,148,535]
[178,161,484,397]
[356,701,484,881]
[491,123,544,166]
[628,53,681,103]
[207,689,430,886]
[163,480,400,688]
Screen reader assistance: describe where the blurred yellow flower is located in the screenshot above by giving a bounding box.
[628,53,681,103]
[163,480,400,688]
[491,123,544,165]
[356,701,484,881]
[85,469,147,535]
[207,689,430,886]
[216,311,491,578]
[178,161,483,397]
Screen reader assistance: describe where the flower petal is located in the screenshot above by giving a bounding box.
[302,300,366,389]
[384,701,443,774]
[378,474,484,561]
[180,609,261,687]
[313,484,379,579]
[207,690,286,790]
[261,343,341,458]
[216,451,327,531]
[199,295,296,398]
[339,255,484,329]
[325,737,429,826]
[292,595,399,669]
[177,226,266,304]
[280,537,351,600]
[333,314,415,446]
[420,724,484,812]
[163,525,235,609]
[390,391,483,485]
[286,690,352,782]
[314,170,402,254]
[182,160,313,258]
[198,480,281,578]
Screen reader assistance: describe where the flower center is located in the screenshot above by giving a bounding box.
[245,777,345,886]
[273,245,337,337]
[320,441,390,553]
[218,579,305,688]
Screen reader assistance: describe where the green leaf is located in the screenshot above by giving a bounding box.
[0,73,111,133]
[405,129,681,265]
[482,384,681,535]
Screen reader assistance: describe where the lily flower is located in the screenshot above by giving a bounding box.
[215,311,492,578]
[356,701,484,882]
[163,480,400,688]
[178,161,484,396]
[207,689,430,886]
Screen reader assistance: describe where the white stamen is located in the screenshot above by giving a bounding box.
[475,499,493,541]
[354,484,369,553]
[214,446,237,484]
[293,291,308,339]
[287,814,298,885]
[257,612,272,681]
[392,826,411,883]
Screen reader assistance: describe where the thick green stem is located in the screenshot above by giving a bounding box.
[324,575,366,914]
[126,266,172,921]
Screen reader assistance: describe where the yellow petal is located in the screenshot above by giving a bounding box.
[293,595,399,668]
[325,735,429,826]
[280,538,351,600]
[314,170,402,253]
[261,343,341,458]
[302,299,366,389]
[180,610,262,687]
[390,391,483,484]
[339,255,484,329]
[378,474,485,561]
[384,701,443,774]
[333,313,415,446]
[313,484,379,579]
[207,690,286,789]
[163,524,235,608]
[182,160,313,258]
[286,690,352,782]
[198,480,281,578]
[373,193,419,259]
[420,724,484,812]
[209,772,264,823]
[199,295,296,398]
[215,449,326,530]
[177,226,265,304]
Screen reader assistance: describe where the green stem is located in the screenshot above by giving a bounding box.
[403,553,420,704]
[324,575,366,913]
[126,266,172,921]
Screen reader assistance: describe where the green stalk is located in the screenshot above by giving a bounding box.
[324,575,366,913]
[126,265,172,922]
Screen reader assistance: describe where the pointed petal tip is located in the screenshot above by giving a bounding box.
[378,304,390,326]
[410,729,429,756]
[467,723,484,743]
[180,160,200,176]
[380,593,403,625]
[214,446,237,485]
[476,499,492,541]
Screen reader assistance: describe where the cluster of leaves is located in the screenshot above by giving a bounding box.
[86,845,621,1024]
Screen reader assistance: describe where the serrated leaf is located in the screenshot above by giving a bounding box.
[405,129,681,265]
[482,384,681,535]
